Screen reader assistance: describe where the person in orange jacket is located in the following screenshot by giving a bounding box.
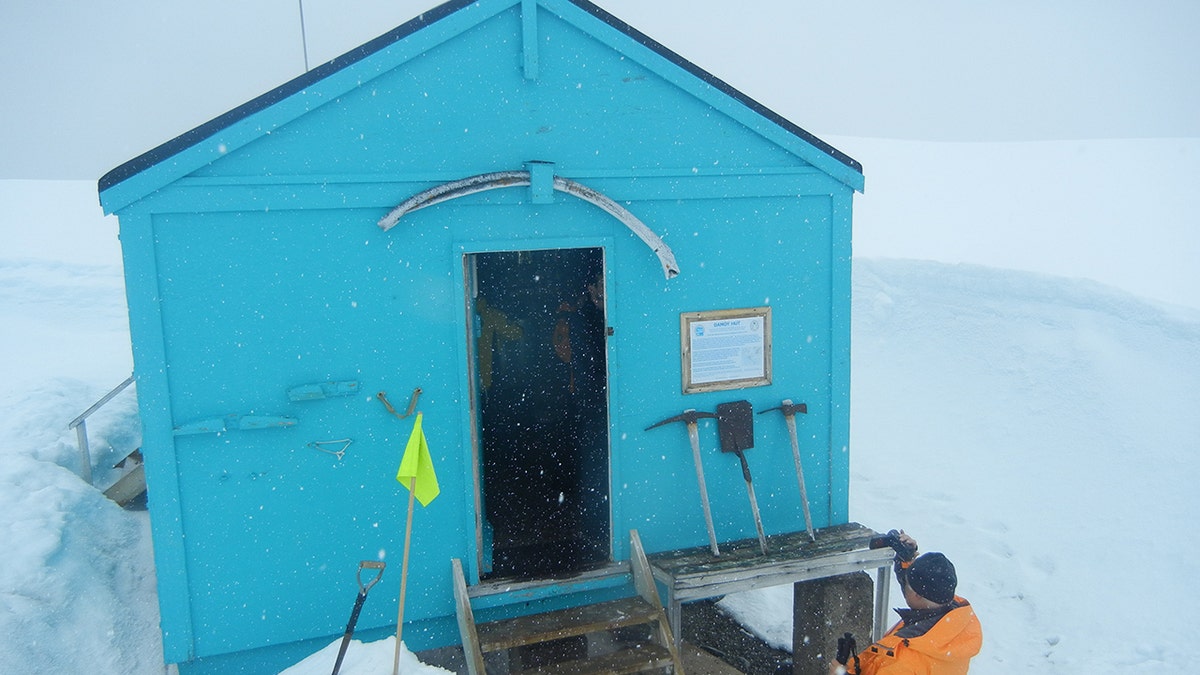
[829,532,982,674]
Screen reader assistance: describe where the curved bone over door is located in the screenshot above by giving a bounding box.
[377,170,680,279]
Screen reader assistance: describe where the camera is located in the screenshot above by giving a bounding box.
[835,632,857,665]
[869,529,917,561]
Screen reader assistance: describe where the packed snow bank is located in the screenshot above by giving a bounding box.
[719,258,1200,673]
[0,384,154,671]
[0,452,160,673]
[279,637,451,675]
[0,256,155,673]
[2,253,1197,673]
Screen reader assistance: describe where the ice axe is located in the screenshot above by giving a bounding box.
[646,409,721,556]
[331,560,386,675]
[716,401,768,555]
[759,399,815,541]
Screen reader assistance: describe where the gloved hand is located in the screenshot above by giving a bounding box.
[870,529,918,562]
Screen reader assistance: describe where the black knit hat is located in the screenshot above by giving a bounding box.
[906,552,957,604]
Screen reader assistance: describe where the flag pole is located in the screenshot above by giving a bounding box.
[391,410,438,675]
[393,475,417,675]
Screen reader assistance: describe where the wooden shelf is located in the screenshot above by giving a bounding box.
[647,523,895,646]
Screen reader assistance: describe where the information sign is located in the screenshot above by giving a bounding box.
[680,307,772,393]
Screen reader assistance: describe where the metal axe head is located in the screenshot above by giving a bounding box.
[759,398,808,417]
[645,408,719,431]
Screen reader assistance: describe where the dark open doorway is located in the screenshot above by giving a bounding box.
[470,248,610,580]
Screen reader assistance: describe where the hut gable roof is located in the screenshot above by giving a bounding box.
[99,0,863,214]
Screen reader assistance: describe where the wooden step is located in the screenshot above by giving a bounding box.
[520,641,676,675]
[103,463,146,508]
[103,449,147,508]
[477,595,661,653]
[453,531,684,675]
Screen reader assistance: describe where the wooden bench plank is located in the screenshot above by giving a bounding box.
[646,523,893,651]
[666,548,895,599]
[646,523,877,576]
[477,596,660,653]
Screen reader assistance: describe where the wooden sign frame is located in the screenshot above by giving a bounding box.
[680,306,772,394]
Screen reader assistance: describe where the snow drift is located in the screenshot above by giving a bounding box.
[720,258,1200,673]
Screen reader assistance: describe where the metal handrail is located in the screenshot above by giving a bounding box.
[68,375,135,485]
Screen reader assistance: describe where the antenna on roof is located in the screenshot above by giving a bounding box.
[298,0,311,73]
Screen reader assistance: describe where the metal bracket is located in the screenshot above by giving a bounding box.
[377,388,422,419]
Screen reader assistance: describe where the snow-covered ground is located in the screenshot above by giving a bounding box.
[2,137,1198,673]
[720,258,1200,672]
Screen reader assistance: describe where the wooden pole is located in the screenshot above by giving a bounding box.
[392,477,417,675]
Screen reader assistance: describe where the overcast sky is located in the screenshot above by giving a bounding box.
[1,0,1197,179]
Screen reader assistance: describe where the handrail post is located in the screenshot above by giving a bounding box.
[68,375,135,486]
[74,420,93,485]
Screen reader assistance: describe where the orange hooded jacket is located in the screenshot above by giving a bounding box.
[854,597,982,674]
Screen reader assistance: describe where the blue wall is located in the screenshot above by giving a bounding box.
[103,0,859,669]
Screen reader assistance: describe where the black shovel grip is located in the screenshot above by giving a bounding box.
[331,591,368,675]
[736,451,753,483]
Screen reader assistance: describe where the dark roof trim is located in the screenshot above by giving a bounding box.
[99,0,860,195]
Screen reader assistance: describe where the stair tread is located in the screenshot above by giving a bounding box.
[477,596,661,653]
[519,641,676,675]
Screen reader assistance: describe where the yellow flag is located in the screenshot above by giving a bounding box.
[396,413,439,506]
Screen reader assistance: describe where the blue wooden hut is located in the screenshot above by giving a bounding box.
[99,1,865,672]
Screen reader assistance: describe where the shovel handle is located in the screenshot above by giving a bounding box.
[331,591,368,675]
[332,562,386,675]
[735,450,753,484]
[357,560,386,593]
